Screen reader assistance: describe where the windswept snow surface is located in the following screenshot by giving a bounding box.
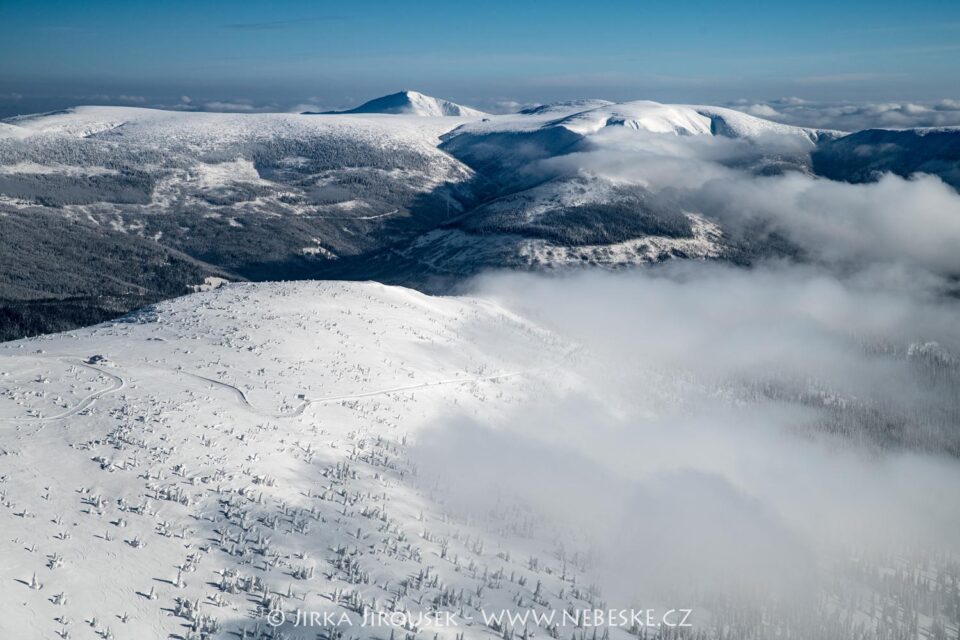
[0,281,580,639]
[7,105,470,152]
[2,278,960,639]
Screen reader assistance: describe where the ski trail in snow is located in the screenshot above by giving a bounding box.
[176,369,256,410]
[179,368,530,419]
[26,359,125,422]
[291,370,529,415]
[3,352,534,426]
[314,208,399,221]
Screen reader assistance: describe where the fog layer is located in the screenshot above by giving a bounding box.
[413,125,960,636]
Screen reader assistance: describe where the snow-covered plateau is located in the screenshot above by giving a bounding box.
[0,281,573,639]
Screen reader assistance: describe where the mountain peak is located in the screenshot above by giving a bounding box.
[315,90,487,118]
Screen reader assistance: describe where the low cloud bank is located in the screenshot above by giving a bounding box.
[414,264,960,631]
[413,125,960,622]
[730,97,960,131]
[539,127,960,276]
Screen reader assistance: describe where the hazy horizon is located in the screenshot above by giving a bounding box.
[3,0,960,122]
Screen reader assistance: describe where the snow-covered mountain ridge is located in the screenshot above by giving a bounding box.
[2,93,960,340]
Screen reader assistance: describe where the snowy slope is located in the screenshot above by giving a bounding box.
[0,280,598,639]
[3,278,959,640]
[0,106,481,339]
[5,106,476,222]
[318,90,487,118]
[384,176,724,277]
[388,212,723,278]
[552,101,716,136]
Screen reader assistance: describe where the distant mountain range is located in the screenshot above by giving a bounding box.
[1,91,958,340]
[813,127,960,189]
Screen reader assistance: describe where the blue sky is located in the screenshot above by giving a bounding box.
[1,0,959,115]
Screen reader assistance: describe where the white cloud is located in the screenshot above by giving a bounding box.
[534,127,960,276]
[728,98,960,130]
[699,171,960,275]
[288,102,327,113]
[202,100,257,112]
[415,263,960,612]
[742,103,780,117]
